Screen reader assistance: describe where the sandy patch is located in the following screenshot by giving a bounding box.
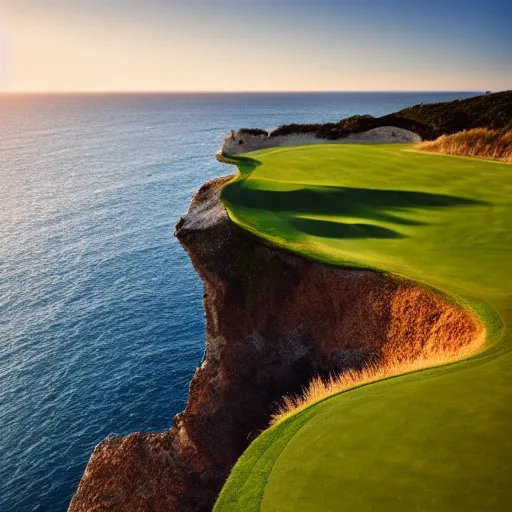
[221,126,421,155]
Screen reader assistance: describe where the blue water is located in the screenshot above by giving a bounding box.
[0,91,479,511]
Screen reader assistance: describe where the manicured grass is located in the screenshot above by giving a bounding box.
[214,144,512,511]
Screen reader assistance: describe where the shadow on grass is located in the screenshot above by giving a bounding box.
[217,153,262,177]
[222,182,486,240]
[291,218,407,239]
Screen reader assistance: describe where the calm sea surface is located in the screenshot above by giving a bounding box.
[0,91,479,511]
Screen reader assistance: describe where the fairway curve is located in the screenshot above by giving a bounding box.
[215,144,512,512]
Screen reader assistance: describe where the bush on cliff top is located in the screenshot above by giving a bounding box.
[238,128,269,137]
[417,128,512,163]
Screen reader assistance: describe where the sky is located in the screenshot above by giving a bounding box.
[0,0,511,92]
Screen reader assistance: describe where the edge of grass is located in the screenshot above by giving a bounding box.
[213,147,508,511]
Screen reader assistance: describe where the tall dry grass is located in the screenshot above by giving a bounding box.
[271,332,485,425]
[416,128,512,163]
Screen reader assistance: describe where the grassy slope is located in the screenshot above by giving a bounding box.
[214,144,512,511]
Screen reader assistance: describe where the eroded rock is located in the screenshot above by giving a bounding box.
[69,176,483,512]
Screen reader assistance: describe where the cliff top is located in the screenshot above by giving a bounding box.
[216,141,512,511]
[239,90,512,141]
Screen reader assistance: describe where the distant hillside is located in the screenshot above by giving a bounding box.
[396,91,512,138]
[263,90,512,141]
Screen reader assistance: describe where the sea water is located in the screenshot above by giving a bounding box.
[0,91,478,511]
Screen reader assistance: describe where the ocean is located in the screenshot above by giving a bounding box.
[0,91,479,511]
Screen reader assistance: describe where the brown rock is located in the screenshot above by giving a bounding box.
[69,176,483,512]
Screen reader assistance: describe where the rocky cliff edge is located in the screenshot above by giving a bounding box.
[69,175,483,512]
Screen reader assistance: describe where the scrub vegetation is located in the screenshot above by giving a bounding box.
[215,143,512,512]
[417,128,512,162]
[271,338,483,425]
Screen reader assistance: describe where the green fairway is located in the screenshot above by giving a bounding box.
[214,144,512,511]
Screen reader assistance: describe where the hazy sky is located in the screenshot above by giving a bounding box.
[1,0,511,92]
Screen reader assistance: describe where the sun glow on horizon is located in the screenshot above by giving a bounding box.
[1,1,510,93]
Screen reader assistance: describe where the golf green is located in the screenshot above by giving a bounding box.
[214,144,512,511]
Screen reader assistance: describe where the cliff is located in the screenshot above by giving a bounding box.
[69,175,483,511]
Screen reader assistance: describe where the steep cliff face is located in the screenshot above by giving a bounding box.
[69,176,483,512]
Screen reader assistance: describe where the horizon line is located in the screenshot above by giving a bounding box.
[0,89,492,96]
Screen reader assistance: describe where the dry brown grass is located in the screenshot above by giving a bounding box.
[271,329,486,425]
[416,128,512,163]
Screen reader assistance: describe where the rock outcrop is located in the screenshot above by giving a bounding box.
[221,126,421,155]
[69,176,483,512]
